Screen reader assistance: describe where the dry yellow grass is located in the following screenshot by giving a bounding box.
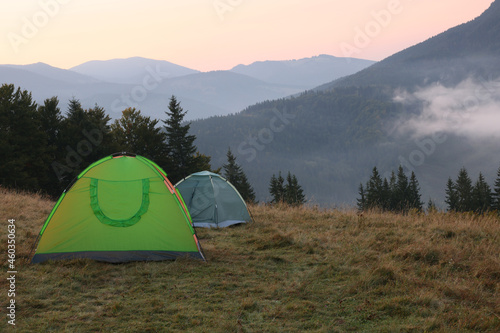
[0,187,54,260]
[0,189,499,332]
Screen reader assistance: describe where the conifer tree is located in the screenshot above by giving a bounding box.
[66,98,85,121]
[111,107,167,163]
[223,148,255,203]
[37,97,64,196]
[57,100,114,186]
[163,96,196,182]
[388,170,398,211]
[163,95,212,183]
[472,172,492,214]
[0,84,48,191]
[191,152,218,176]
[357,183,366,211]
[493,166,500,212]
[445,178,458,212]
[381,178,391,211]
[455,167,473,212]
[427,198,437,213]
[408,171,423,211]
[285,172,306,206]
[395,166,410,212]
[85,104,115,157]
[38,97,62,150]
[365,167,383,209]
[269,172,285,203]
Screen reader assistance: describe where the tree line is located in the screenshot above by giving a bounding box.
[268,171,306,206]
[357,165,500,214]
[445,167,500,214]
[1,83,309,206]
[357,166,423,213]
[0,84,255,200]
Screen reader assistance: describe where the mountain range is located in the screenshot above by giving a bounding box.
[190,0,500,205]
[231,55,374,88]
[3,1,500,206]
[0,55,375,121]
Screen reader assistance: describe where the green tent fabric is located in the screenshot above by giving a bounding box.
[32,153,204,263]
[175,171,252,228]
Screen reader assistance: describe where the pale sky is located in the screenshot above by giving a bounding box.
[0,0,495,71]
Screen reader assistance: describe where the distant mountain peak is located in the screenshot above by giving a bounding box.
[2,62,100,84]
[230,54,375,89]
[70,57,199,84]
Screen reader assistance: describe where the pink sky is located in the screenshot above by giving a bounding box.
[0,0,495,71]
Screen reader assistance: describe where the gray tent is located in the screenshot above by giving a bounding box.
[175,171,252,228]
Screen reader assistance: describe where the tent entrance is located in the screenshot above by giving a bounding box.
[90,178,150,227]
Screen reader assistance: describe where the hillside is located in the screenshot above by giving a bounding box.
[1,188,498,331]
[191,1,500,205]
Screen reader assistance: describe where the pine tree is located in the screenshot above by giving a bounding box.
[357,183,366,211]
[191,152,218,175]
[427,198,437,213]
[85,104,115,158]
[111,108,167,162]
[395,166,410,212]
[269,172,285,204]
[58,100,114,186]
[162,95,211,184]
[223,148,255,203]
[37,97,64,196]
[163,96,197,183]
[365,167,383,209]
[455,167,473,212]
[66,98,85,121]
[472,172,492,214]
[38,97,62,150]
[292,174,306,205]
[0,84,48,191]
[285,172,305,206]
[408,171,423,211]
[445,178,458,212]
[378,178,389,211]
[493,166,500,212]
[388,170,398,211]
[223,148,238,182]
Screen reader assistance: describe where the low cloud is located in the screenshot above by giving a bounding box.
[394,78,500,139]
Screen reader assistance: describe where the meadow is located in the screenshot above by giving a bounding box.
[1,188,499,332]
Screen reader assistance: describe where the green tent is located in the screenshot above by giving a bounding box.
[32,153,204,263]
[175,171,252,228]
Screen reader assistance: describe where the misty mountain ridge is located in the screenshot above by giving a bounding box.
[190,1,500,205]
[4,62,100,84]
[0,54,374,121]
[231,54,375,89]
[70,57,200,84]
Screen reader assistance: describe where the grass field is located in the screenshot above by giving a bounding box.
[1,188,499,332]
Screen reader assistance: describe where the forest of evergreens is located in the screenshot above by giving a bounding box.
[445,167,500,213]
[1,83,306,204]
[357,165,500,214]
[0,84,244,198]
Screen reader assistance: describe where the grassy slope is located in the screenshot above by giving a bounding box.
[1,188,499,332]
